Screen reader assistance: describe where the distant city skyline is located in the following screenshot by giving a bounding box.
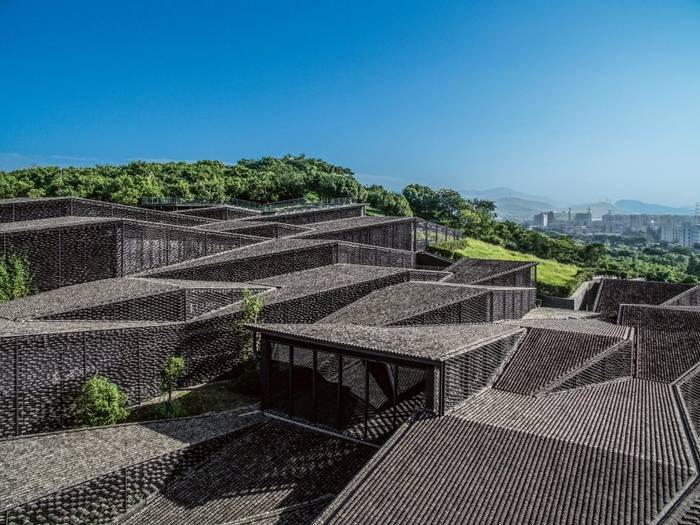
[2,0,699,206]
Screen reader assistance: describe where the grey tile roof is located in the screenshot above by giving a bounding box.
[0,408,262,511]
[594,278,695,319]
[0,318,173,337]
[523,306,602,320]
[319,282,489,325]
[295,216,413,235]
[0,277,268,321]
[250,264,406,300]
[0,277,176,320]
[0,216,117,232]
[248,322,525,363]
[500,317,633,338]
[136,237,336,275]
[444,257,536,284]
[493,326,632,395]
[318,379,695,524]
[619,304,700,383]
[120,418,374,525]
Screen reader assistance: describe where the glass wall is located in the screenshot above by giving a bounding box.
[263,339,430,443]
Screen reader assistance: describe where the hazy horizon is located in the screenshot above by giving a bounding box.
[2,0,699,206]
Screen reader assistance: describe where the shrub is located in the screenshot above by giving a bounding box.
[237,289,263,363]
[73,375,129,427]
[155,399,183,419]
[161,355,185,403]
[0,252,33,302]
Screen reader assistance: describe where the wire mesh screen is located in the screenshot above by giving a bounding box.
[550,342,632,394]
[306,222,415,251]
[0,199,73,222]
[2,222,121,292]
[256,205,364,225]
[392,294,491,325]
[336,242,415,268]
[120,221,262,275]
[489,288,536,320]
[442,333,521,413]
[663,286,700,307]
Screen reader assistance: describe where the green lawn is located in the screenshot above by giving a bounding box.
[126,380,257,423]
[436,238,586,297]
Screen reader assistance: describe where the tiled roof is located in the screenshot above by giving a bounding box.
[494,327,631,395]
[296,216,413,235]
[0,216,117,232]
[594,278,694,319]
[318,379,695,524]
[248,322,525,363]
[0,408,262,512]
[501,317,632,338]
[319,282,489,326]
[619,304,700,383]
[444,257,536,284]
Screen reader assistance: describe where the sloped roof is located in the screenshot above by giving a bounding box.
[318,379,695,525]
[319,282,489,326]
[444,258,536,284]
[501,317,632,339]
[0,216,117,232]
[136,237,335,276]
[594,278,694,319]
[248,323,524,364]
[296,216,413,235]
[494,327,631,395]
[619,304,700,383]
[0,277,268,321]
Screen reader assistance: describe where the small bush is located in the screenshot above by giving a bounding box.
[0,252,33,302]
[154,399,183,419]
[161,356,185,403]
[237,289,263,363]
[73,375,129,427]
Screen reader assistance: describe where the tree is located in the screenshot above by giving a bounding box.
[365,185,412,216]
[238,289,263,363]
[161,356,185,404]
[232,290,264,395]
[0,252,33,303]
[157,356,185,419]
[73,375,129,427]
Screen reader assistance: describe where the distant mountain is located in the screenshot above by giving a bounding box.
[462,187,696,221]
[488,197,554,221]
[614,200,695,216]
[463,187,563,207]
[569,202,626,219]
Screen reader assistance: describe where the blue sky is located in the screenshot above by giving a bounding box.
[1,0,699,205]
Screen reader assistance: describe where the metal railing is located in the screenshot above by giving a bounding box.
[140,196,356,213]
[415,218,463,251]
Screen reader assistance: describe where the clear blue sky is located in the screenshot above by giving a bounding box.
[1,0,699,205]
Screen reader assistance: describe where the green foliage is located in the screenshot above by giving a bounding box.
[0,155,366,206]
[365,185,412,216]
[432,238,591,297]
[161,356,185,403]
[73,375,129,427]
[0,252,33,303]
[237,289,263,363]
[155,399,183,419]
[5,155,695,290]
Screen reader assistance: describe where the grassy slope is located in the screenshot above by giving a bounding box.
[445,238,584,296]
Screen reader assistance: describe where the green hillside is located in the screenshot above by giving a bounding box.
[431,238,589,297]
